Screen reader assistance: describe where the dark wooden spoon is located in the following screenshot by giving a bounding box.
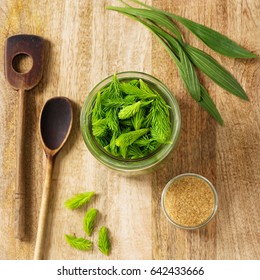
[4,34,44,240]
[34,97,73,260]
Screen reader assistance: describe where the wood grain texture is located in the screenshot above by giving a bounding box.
[0,0,259,260]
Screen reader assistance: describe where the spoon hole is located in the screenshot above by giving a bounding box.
[12,53,33,74]
[40,98,72,151]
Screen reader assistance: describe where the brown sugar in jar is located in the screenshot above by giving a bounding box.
[162,173,218,229]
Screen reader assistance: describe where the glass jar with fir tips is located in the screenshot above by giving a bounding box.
[80,71,181,175]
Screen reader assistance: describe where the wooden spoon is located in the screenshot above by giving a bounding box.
[4,34,44,240]
[34,97,73,260]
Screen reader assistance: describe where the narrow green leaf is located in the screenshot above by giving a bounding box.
[169,14,257,58]
[111,10,201,103]
[65,234,93,251]
[177,43,201,101]
[126,0,257,58]
[98,226,111,256]
[199,85,224,125]
[107,6,183,43]
[64,192,95,210]
[136,19,201,102]
[83,208,98,236]
[185,45,249,100]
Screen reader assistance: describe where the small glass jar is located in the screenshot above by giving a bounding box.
[161,173,218,229]
[80,71,181,175]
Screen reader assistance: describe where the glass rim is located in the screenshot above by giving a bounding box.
[161,173,218,230]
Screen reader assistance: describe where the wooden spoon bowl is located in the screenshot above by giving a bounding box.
[34,97,73,260]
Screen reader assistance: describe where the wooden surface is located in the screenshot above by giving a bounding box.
[0,0,259,260]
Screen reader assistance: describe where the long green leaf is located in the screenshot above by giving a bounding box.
[106,6,183,43]
[108,8,201,102]
[119,15,223,124]
[199,85,223,125]
[145,28,223,123]
[185,45,249,100]
[176,43,201,101]
[168,14,257,59]
[134,19,201,101]
[127,0,257,58]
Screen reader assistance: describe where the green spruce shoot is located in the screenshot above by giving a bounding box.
[84,208,98,236]
[65,234,93,251]
[64,192,95,210]
[98,226,111,256]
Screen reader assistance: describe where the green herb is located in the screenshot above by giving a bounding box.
[122,0,257,58]
[118,101,141,119]
[199,85,224,125]
[184,45,248,100]
[92,119,107,137]
[65,234,93,250]
[64,192,95,210]
[107,0,257,125]
[132,107,145,130]
[149,96,171,143]
[120,82,156,99]
[127,144,145,159]
[92,91,104,123]
[83,208,98,236]
[98,226,111,256]
[90,75,171,159]
[115,128,149,158]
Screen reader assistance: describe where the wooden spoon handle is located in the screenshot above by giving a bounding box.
[34,156,54,260]
[15,89,26,240]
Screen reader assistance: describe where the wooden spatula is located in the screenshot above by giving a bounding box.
[4,34,44,240]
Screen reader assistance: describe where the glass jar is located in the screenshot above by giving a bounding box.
[161,173,218,229]
[80,71,181,175]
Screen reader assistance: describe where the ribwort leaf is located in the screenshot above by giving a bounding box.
[110,6,184,43]
[165,14,257,59]
[176,43,201,102]
[185,45,249,100]
[199,85,224,125]
[125,0,257,58]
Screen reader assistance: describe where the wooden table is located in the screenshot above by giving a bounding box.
[0,0,259,260]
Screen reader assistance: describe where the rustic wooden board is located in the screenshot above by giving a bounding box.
[0,0,259,260]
